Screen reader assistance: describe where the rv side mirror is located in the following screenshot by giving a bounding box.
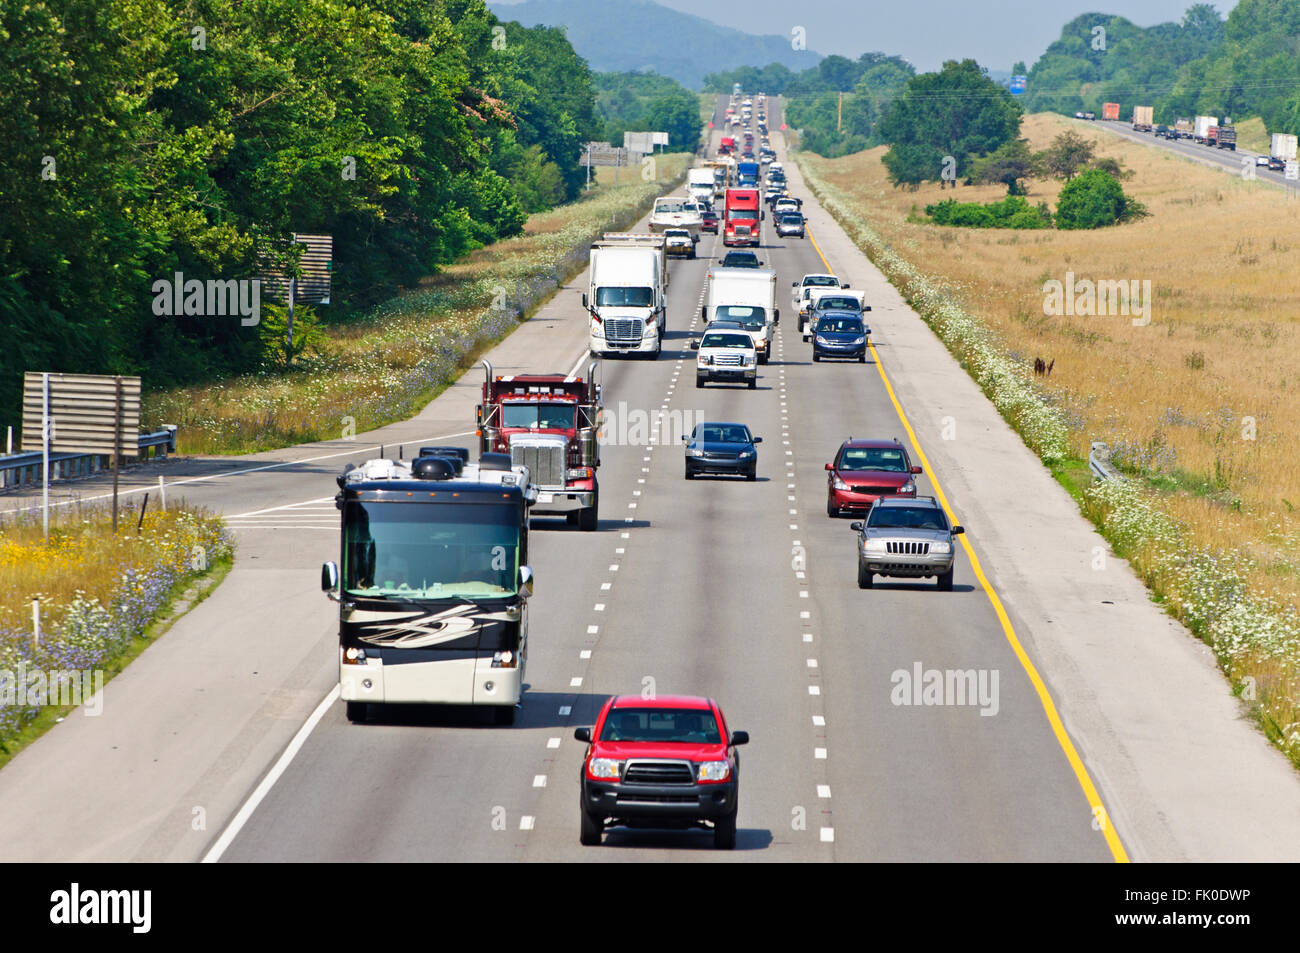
[321,561,339,599]
[519,565,534,598]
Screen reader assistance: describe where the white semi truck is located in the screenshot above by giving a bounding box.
[687,168,715,206]
[584,234,667,359]
[1270,133,1298,171]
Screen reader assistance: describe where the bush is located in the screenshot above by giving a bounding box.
[925,196,1051,229]
[1056,169,1145,229]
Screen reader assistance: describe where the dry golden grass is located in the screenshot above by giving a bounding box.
[800,113,1300,611]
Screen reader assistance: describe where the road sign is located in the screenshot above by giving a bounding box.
[260,233,333,305]
[1010,75,1027,95]
[624,131,655,154]
[1286,159,1299,181]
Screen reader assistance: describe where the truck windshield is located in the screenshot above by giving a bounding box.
[343,501,520,598]
[501,402,576,430]
[715,306,766,329]
[595,286,654,307]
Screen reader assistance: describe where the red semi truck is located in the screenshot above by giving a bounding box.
[723,187,762,247]
[476,360,602,530]
[1102,102,1120,121]
[718,136,735,156]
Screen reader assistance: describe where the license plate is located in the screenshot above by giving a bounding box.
[537,493,553,503]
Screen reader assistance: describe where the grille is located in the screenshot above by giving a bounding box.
[853,485,895,496]
[622,760,695,785]
[886,540,930,555]
[604,318,643,346]
[511,443,565,487]
[713,353,744,366]
[704,452,738,460]
[732,225,751,238]
[617,794,699,804]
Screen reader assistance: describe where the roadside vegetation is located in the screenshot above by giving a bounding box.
[795,111,1300,765]
[144,156,691,455]
[0,502,232,754]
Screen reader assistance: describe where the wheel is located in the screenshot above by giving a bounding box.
[713,806,737,850]
[812,352,820,362]
[493,704,516,726]
[747,378,756,390]
[345,701,367,723]
[685,467,695,480]
[857,562,873,589]
[827,499,838,518]
[580,808,603,846]
[758,351,768,365]
[579,486,598,531]
[937,569,954,591]
[696,376,705,389]
[566,510,580,526]
[745,467,756,482]
[859,352,867,363]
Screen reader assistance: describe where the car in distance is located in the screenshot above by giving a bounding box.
[683,421,761,480]
[693,330,757,389]
[720,250,763,268]
[850,496,964,590]
[663,228,696,259]
[776,212,806,238]
[700,208,719,233]
[825,438,921,517]
[574,695,749,849]
[802,291,868,340]
[811,312,868,362]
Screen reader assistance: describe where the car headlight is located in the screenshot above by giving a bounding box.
[900,481,916,494]
[831,475,849,491]
[589,758,621,780]
[863,538,886,554]
[852,336,866,345]
[688,447,705,457]
[815,336,829,344]
[930,540,952,555]
[697,760,731,782]
[739,449,754,458]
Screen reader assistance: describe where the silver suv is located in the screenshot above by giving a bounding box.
[850,497,964,590]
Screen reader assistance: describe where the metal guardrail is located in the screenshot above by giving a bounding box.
[1089,440,1123,482]
[1,426,177,489]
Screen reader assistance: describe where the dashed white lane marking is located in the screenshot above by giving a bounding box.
[820,828,835,843]
[559,705,572,716]
[594,604,605,611]
[814,748,827,759]
[620,532,630,538]
[520,816,536,831]
[628,502,637,509]
[812,715,825,726]
[608,564,620,571]
[548,737,561,749]
[808,686,821,695]
[806,658,818,668]
[616,547,625,554]
[803,633,813,642]
[601,582,611,590]
[580,650,592,659]
[533,775,547,788]
[818,785,832,798]
[587,625,599,634]
[570,677,583,687]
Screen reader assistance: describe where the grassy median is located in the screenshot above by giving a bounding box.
[795,113,1300,765]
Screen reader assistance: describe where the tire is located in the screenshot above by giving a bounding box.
[937,568,954,592]
[345,701,367,723]
[713,806,738,850]
[696,375,705,389]
[579,486,598,532]
[746,467,756,482]
[859,352,867,364]
[857,562,873,589]
[685,468,695,480]
[758,352,768,365]
[566,510,580,527]
[812,352,820,363]
[747,378,757,390]
[827,499,838,518]
[580,808,603,846]
[493,704,516,726]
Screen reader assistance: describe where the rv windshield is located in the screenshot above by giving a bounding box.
[343,501,520,598]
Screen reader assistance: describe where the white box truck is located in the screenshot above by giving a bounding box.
[687,168,715,206]
[584,234,667,359]
[1270,133,1297,171]
[1194,116,1217,143]
[703,267,778,364]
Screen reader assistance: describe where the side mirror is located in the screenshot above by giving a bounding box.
[951,526,965,536]
[321,561,339,598]
[519,564,534,598]
[690,340,700,350]
[824,463,833,471]
[752,436,763,444]
[850,522,864,532]
[791,282,797,287]
[574,727,592,743]
[911,466,922,475]
[842,283,850,289]
[774,308,780,324]
[863,305,872,312]
[730,730,749,747]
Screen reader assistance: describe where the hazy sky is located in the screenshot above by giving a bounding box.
[493,0,1240,72]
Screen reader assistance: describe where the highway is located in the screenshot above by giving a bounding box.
[3,96,1299,863]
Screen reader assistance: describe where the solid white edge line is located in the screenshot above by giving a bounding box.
[201,684,341,863]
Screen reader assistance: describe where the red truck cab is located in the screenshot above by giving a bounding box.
[575,694,749,849]
[477,360,601,530]
[723,187,761,247]
[718,136,735,156]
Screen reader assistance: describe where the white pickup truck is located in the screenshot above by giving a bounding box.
[792,274,846,331]
[649,196,702,238]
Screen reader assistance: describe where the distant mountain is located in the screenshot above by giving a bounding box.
[488,0,822,89]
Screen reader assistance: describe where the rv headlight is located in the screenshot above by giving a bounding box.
[492,649,517,668]
[344,647,366,664]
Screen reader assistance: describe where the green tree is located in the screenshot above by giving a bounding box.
[968,139,1039,194]
[1055,169,1145,228]
[1039,131,1096,180]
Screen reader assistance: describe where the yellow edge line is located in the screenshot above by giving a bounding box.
[806,225,1130,863]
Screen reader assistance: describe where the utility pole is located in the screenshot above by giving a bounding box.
[837,91,843,133]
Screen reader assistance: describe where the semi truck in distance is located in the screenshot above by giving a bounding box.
[477,360,602,531]
[1194,116,1217,143]
[1270,133,1298,171]
[723,188,762,247]
[1102,102,1120,121]
[1213,121,1236,150]
[584,233,667,358]
[688,168,715,206]
[1132,106,1153,132]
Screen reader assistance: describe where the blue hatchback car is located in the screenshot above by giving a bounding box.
[683,422,762,481]
[811,313,870,363]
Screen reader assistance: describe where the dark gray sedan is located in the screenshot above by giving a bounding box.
[684,422,761,481]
